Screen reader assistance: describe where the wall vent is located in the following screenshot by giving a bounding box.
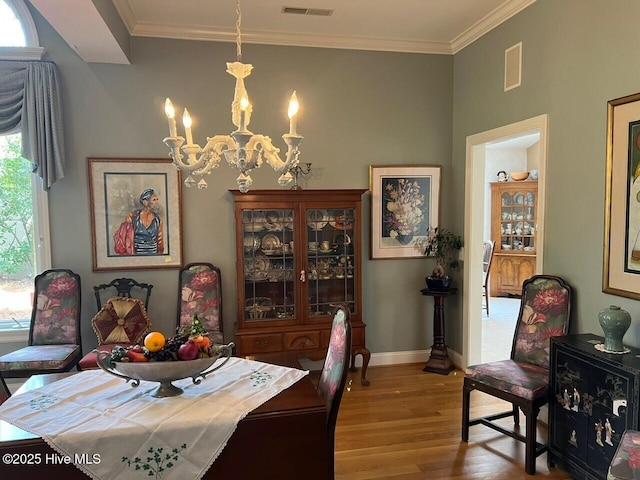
[282,6,333,16]
[504,42,522,91]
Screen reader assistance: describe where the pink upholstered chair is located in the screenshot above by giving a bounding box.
[317,303,352,479]
[0,269,82,378]
[78,297,151,370]
[462,275,572,475]
[78,278,153,370]
[177,263,224,344]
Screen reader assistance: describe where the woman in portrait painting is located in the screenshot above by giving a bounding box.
[114,188,164,255]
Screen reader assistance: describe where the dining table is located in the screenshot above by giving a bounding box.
[0,352,328,479]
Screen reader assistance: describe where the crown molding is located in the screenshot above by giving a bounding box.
[451,0,537,54]
[129,22,454,55]
[115,0,535,56]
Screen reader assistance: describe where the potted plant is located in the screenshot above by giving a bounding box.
[420,227,463,290]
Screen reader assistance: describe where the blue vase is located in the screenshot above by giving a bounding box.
[425,275,452,291]
[396,233,413,245]
[598,305,631,352]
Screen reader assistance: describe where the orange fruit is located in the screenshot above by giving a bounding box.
[144,331,166,352]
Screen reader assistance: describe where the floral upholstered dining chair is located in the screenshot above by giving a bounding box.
[462,275,572,475]
[0,269,82,378]
[317,303,352,480]
[178,263,224,345]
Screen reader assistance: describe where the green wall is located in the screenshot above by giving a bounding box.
[450,0,640,352]
[27,5,454,358]
[33,0,639,360]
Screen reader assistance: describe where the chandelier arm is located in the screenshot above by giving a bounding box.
[191,135,237,176]
[248,134,302,172]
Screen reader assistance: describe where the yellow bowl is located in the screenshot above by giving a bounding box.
[510,171,529,181]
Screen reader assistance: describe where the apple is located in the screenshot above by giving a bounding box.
[178,341,199,361]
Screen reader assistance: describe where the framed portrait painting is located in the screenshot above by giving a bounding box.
[604,92,640,299]
[369,165,441,259]
[88,157,183,271]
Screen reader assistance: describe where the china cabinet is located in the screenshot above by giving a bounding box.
[549,333,640,480]
[490,181,537,296]
[231,189,370,385]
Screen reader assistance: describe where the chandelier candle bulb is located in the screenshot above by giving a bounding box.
[182,109,193,145]
[239,95,249,132]
[288,91,299,135]
[164,98,177,137]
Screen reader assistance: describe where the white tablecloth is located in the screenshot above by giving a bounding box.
[0,357,308,480]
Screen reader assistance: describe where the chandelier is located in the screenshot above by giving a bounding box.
[162,0,303,193]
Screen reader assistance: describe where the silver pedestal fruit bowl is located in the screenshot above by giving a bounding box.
[94,342,235,397]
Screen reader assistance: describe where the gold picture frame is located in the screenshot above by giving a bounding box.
[603,93,640,298]
[369,165,441,259]
[88,157,183,271]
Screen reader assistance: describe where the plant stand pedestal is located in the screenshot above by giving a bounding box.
[420,287,457,375]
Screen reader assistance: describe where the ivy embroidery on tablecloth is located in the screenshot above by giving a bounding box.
[28,394,58,412]
[249,370,274,387]
[122,444,187,478]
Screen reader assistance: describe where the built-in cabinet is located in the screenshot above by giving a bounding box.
[231,189,370,385]
[549,334,640,480]
[490,181,538,296]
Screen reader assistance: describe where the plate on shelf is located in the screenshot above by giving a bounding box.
[245,255,269,274]
[243,211,266,232]
[261,233,281,251]
[264,211,284,231]
[329,213,354,230]
[282,214,294,230]
[243,235,261,253]
[525,192,535,205]
[307,209,329,230]
[334,233,351,245]
[514,193,524,205]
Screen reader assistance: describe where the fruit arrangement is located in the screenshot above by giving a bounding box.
[110,316,219,363]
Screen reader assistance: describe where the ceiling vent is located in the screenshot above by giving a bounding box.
[282,6,333,16]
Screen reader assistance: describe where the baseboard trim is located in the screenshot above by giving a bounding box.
[351,348,463,369]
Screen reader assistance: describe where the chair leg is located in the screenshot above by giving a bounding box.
[524,407,540,475]
[513,404,520,426]
[482,286,490,315]
[461,382,472,441]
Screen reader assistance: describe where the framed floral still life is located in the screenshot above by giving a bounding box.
[604,92,640,299]
[369,165,441,259]
[88,157,183,271]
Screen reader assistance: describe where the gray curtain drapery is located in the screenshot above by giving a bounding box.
[0,60,65,189]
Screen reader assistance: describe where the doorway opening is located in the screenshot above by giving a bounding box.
[462,114,548,368]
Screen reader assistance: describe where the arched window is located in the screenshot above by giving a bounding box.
[0,0,50,343]
[0,0,43,60]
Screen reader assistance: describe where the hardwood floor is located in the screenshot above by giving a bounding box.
[334,363,572,480]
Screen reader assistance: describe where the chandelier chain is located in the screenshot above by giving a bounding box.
[235,0,242,61]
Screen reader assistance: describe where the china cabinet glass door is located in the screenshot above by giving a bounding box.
[305,207,357,316]
[499,189,536,253]
[242,208,296,322]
